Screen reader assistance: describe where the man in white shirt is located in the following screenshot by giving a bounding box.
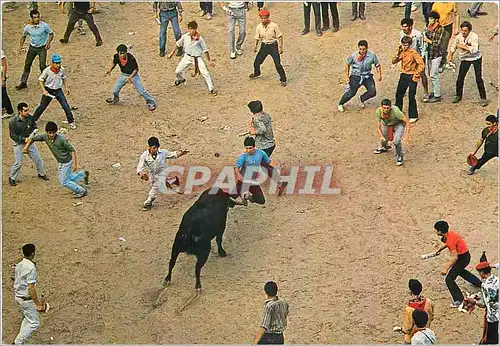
[447,21,488,106]
[13,244,44,345]
[219,2,247,59]
[168,21,217,95]
[410,310,436,344]
[137,136,188,211]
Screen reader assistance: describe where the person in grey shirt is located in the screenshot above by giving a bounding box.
[338,39,382,112]
[24,121,89,198]
[247,100,275,157]
[8,102,48,186]
[411,310,436,345]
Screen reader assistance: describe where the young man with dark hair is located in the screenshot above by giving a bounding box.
[169,21,217,95]
[411,310,436,344]
[154,1,183,57]
[337,40,381,112]
[432,220,482,308]
[33,53,77,129]
[392,35,425,123]
[468,113,498,175]
[400,279,434,344]
[136,136,188,211]
[448,21,488,106]
[16,9,54,90]
[9,102,48,186]
[13,243,45,344]
[250,9,287,87]
[106,44,157,111]
[374,99,410,166]
[423,11,446,103]
[301,2,322,36]
[473,255,499,345]
[400,17,430,102]
[59,1,102,46]
[247,100,275,157]
[253,281,289,344]
[23,121,89,198]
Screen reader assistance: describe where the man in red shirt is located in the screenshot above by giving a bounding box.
[433,220,482,308]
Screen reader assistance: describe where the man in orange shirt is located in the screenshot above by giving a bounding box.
[433,220,482,308]
[431,2,459,72]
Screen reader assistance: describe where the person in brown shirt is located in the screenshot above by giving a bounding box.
[250,9,287,87]
[400,279,434,344]
[392,35,424,123]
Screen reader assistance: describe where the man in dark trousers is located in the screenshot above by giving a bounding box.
[250,9,287,87]
[302,2,322,36]
[59,1,103,46]
[468,113,498,175]
[253,281,289,344]
[351,2,365,21]
[432,220,482,309]
[321,2,339,32]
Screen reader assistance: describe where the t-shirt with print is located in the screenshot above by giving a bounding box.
[113,53,139,74]
[482,127,498,154]
[236,149,271,176]
[376,106,404,126]
[444,230,468,255]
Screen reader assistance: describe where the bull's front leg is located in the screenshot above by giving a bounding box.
[194,250,209,291]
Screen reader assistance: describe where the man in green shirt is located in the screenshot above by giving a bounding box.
[23,121,89,198]
[374,98,410,166]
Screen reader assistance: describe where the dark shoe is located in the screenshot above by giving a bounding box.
[316,29,322,36]
[15,83,27,90]
[396,154,404,166]
[332,26,339,32]
[467,166,476,175]
[106,97,118,104]
[249,73,261,79]
[174,78,186,86]
[452,95,462,103]
[59,38,68,44]
[210,89,218,96]
[359,12,366,20]
[281,81,287,87]
[38,174,49,181]
[95,41,103,47]
[84,170,89,185]
[321,26,330,31]
[8,178,16,186]
[142,202,153,211]
[480,99,489,107]
[350,13,357,21]
[148,103,157,111]
[428,96,442,103]
[476,11,488,16]
[373,146,388,154]
[301,28,309,35]
[159,51,165,57]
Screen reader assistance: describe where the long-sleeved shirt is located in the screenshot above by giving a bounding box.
[137,149,178,176]
[153,1,183,13]
[252,112,275,150]
[449,31,482,61]
[9,115,37,145]
[477,274,499,323]
[425,24,446,60]
[392,48,425,79]
[31,133,75,163]
[399,28,425,57]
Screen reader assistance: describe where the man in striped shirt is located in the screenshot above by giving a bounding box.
[253,281,289,344]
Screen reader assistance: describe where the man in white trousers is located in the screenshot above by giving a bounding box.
[13,243,45,344]
[137,136,189,211]
[168,20,217,95]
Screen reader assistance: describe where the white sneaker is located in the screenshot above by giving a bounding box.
[199,10,206,17]
[230,51,236,59]
[357,95,365,109]
[337,104,345,112]
[206,12,212,20]
[1,113,13,119]
[409,118,419,124]
[236,49,243,55]
[69,122,77,130]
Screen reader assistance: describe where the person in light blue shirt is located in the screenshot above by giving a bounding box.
[17,9,54,90]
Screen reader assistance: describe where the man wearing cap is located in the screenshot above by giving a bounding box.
[168,21,217,95]
[433,220,482,308]
[137,136,189,211]
[32,53,77,130]
[106,44,157,111]
[400,279,434,344]
[248,100,275,157]
[473,254,499,345]
[250,9,287,87]
[59,1,103,46]
[218,1,247,59]
[373,99,410,166]
[16,9,54,90]
[468,113,498,175]
[13,243,45,345]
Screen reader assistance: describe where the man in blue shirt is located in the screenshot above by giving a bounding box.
[16,10,54,90]
[337,40,382,112]
[233,137,286,205]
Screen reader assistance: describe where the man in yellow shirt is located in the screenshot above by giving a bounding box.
[431,2,459,71]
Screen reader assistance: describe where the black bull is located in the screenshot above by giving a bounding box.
[164,188,235,289]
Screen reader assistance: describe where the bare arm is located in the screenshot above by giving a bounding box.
[443,249,458,273]
[46,33,54,50]
[19,36,27,53]
[401,115,411,143]
[1,57,7,85]
[71,151,78,171]
[28,283,43,309]
[435,243,448,255]
[376,64,382,81]
[234,167,243,181]
[344,64,350,83]
[278,36,283,52]
[38,79,48,95]
[254,39,260,52]
[376,122,384,140]
[253,327,266,344]
[106,59,117,74]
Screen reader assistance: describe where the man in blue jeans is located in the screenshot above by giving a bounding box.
[154,2,183,57]
[105,44,157,111]
[337,40,382,112]
[23,121,89,198]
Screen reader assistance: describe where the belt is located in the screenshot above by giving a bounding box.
[229,6,245,9]
[187,54,201,76]
[265,331,283,335]
[261,41,278,45]
[16,296,33,301]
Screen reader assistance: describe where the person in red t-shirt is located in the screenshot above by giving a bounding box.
[433,220,482,308]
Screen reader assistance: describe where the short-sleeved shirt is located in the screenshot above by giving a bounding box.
[482,127,498,154]
[346,51,380,77]
[431,2,457,27]
[444,230,468,255]
[38,66,66,89]
[22,21,53,47]
[32,133,75,163]
[13,258,37,298]
[255,22,282,44]
[176,33,208,57]
[236,149,271,176]
[113,53,139,74]
[260,297,289,333]
[376,106,404,126]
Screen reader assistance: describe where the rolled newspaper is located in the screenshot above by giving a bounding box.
[421,252,439,260]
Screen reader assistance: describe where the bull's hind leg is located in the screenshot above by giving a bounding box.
[194,249,210,291]
[164,244,181,285]
[216,233,227,257]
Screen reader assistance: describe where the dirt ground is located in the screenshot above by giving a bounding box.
[2,1,499,344]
